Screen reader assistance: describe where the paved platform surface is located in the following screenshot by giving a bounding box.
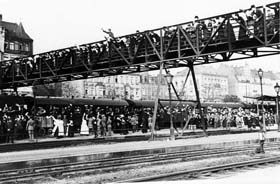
[3,126,276,145]
[0,129,280,165]
[0,127,218,145]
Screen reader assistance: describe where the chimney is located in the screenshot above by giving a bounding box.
[0,14,2,22]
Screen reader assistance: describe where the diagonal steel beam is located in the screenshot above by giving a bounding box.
[151,61,164,140]
[189,62,207,135]
[43,59,57,77]
[238,21,264,44]
[80,55,90,71]
[164,68,182,102]
[178,28,181,59]
[163,28,178,59]
[226,16,233,51]
[268,30,279,44]
[2,64,12,80]
[17,63,28,80]
[55,55,68,75]
[132,36,144,63]
[111,42,131,65]
[178,26,199,55]
[179,69,190,98]
[145,33,162,60]
[263,7,268,46]
[200,18,227,54]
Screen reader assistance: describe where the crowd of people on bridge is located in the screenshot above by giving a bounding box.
[0,100,278,144]
[1,4,279,79]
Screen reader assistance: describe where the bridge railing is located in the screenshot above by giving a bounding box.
[0,2,279,89]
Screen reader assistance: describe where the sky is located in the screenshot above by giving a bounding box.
[0,0,279,72]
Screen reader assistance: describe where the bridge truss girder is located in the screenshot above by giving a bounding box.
[0,2,279,89]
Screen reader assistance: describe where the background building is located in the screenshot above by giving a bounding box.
[0,14,33,95]
[63,63,280,103]
[81,73,169,100]
[174,66,229,102]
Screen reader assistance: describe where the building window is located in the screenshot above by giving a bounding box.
[15,42,19,50]
[4,42,8,50]
[25,43,30,51]
[19,43,23,51]
[9,42,15,50]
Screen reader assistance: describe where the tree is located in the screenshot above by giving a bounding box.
[61,82,81,98]
[33,83,62,97]
[223,95,241,103]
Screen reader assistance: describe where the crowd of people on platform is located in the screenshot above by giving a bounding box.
[0,101,278,144]
[1,4,279,77]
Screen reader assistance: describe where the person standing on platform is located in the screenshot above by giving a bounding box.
[258,125,266,153]
[5,116,14,143]
[87,111,94,135]
[26,115,35,141]
[130,114,138,133]
[50,115,64,139]
[67,111,74,137]
[80,113,89,136]
[62,108,68,136]
[0,108,4,143]
[107,116,112,136]
[148,113,153,132]
[100,114,107,137]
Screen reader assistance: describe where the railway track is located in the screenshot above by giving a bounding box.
[121,155,280,182]
[1,142,280,183]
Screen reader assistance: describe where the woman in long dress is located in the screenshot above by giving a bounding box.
[80,113,89,135]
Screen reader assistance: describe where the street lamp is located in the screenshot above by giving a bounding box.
[257,68,265,131]
[165,72,175,140]
[274,82,280,131]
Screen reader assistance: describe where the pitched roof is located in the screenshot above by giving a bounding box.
[0,21,32,40]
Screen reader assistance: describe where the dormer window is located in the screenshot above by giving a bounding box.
[15,42,19,50]
[9,42,14,50]
[25,43,29,51]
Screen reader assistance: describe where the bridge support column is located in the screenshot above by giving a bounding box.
[189,63,207,136]
[151,62,164,140]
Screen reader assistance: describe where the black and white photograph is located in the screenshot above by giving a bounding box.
[0,0,279,183]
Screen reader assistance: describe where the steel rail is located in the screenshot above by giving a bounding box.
[1,142,280,183]
[121,155,280,182]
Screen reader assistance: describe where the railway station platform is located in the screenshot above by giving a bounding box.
[0,128,280,171]
[0,126,278,153]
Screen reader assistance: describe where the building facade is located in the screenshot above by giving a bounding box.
[65,73,169,100]
[0,14,33,95]
[83,74,142,100]
[174,66,229,102]
[0,14,33,60]
[62,64,280,103]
